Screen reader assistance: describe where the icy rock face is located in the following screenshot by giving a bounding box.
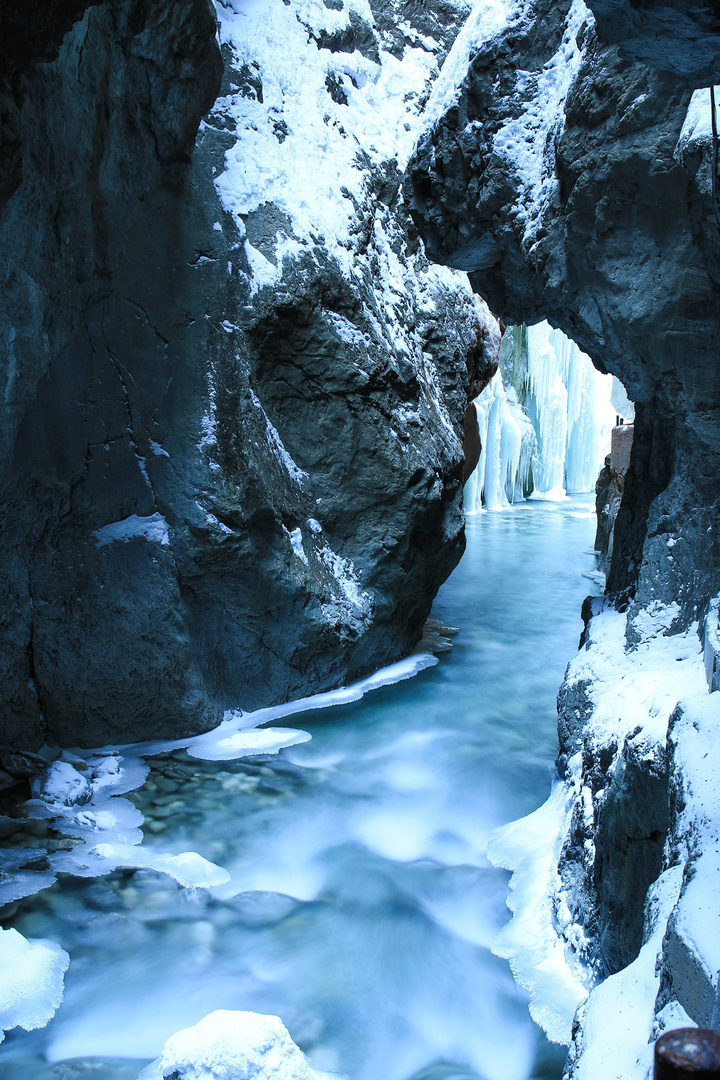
[489,601,720,1075]
[0,0,492,747]
[406,2,720,1074]
[140,1009,340,1080]
[405,0,720,626]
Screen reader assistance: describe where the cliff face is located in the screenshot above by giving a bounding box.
[0,0,497,749]
[405,1,720,1073]
[405,0,720,627]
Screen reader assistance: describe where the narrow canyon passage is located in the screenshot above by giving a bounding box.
[0,498,601,1080]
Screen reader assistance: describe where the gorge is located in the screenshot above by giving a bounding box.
[1,0,720,1078]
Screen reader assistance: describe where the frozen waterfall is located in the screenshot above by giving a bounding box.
[465,321,618,511]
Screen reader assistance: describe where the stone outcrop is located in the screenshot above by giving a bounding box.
[0,0,494,748]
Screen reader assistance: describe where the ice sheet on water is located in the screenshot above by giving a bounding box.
[88,844,230,889]
[488,775,590,1043]
[0,928,69,1044]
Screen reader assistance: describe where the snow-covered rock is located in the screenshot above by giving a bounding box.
[489,599,720,1077]
[139,1010,342,1080]
[31,760,92,808]
[0,0,495,747]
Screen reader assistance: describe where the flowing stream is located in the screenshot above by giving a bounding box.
[0,496,601,1080]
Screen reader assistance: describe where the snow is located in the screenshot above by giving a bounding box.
[489,598,720,1073]
[283,525,309,566]
[318,539,369,611]
[675,86,719,157]
[421,0,513,133]
[570,866,684,1080]
[139,1009,340,1080]
[31,759,92,807]
[213,0,442,259]
[492,0,592,244]
[0,928,69,1045]
[93,512,169,547]
[251,389,308,486]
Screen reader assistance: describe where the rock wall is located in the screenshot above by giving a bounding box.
[405,0,720,1074]
[405,0,720,626]
[0,0,497,749]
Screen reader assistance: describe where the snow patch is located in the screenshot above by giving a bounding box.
[492,0,592,244]
[139,1009,341,1080]
[283,525,309,566]
[93,512,169,547]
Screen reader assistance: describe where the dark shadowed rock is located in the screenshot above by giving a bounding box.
[0,0,491,747]
[405,0,720,627]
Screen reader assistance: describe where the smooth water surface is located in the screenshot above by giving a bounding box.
[0,497,600,1080]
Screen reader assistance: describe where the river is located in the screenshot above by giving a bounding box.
[0,495,601,1080]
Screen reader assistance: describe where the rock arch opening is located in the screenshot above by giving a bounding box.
[464,320,633,514]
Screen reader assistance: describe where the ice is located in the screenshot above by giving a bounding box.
[93,512,169,547]
[0,928,69,1044]
[465,321,616,509]
[188,726,312,763]
[488,776,590,1043]
[489,596,720,1069]
[464,369,534,511]
[139,1009,340,1080]
[88,844,230,889]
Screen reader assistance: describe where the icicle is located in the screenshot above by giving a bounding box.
[464,319,626,510]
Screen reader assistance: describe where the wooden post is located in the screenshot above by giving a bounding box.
[655,1029,720,1079]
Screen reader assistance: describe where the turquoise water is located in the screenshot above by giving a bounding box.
[0,496,600,1080]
